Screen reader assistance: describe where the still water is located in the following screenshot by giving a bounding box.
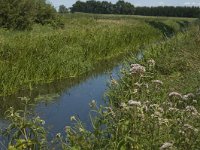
[35,64,121,138]
[0,59,123,143]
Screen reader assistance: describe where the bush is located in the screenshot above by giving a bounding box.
[0,0,63,30]
[0,0,35,30]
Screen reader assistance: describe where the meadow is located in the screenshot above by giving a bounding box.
[0,13,195,96]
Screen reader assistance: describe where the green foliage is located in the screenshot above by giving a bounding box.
[2,14,188,96]
[135,6,200,18]
[1,97,47,149]
[0,0,35,30]
[0,0,63,30]
[1,16,200,150]
[58,26,200,149]
[59,5,69,14]
[71,0,135,15]
[70,0,200,17]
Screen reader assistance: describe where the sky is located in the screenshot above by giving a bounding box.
[48,0,200,9]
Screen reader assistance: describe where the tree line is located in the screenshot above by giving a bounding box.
[135,6,200,18]
[70,0,135,14]
[69,0,200,18]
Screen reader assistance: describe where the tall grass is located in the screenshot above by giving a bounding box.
[58,23,200,150]
[1,17,200,149]
[0,13,195,96]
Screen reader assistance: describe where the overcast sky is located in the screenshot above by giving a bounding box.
[48,0,200,9]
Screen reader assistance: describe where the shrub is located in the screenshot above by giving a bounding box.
[0,0,35,30]
[0,0,63,30]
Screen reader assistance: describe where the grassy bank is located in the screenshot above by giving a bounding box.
[0,13,195,96]
[60,23,200,149]
[2,21,200,149]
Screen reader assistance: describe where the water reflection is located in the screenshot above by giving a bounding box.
[0,56,123,140]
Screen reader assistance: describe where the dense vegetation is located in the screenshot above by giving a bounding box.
[70,0,200,18]
[135,6,200,18]
[59,5,69,14]
[71,0,135,14]
[1,13,193,96]
[0,1,200,148]
[0,0,63,30]
[1,21,200,149]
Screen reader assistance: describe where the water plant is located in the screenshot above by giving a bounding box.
[0,13,195,96]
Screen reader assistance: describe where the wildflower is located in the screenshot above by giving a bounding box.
[193,100,197,104]
[70,116,76,121]
[185,106,199,116]
[148,59,156,68]
[79,128,85,132]
[134,82,142,87]
[128,100,141,107]
[154,111,162,118]
[111,79,118,85]
[179,130,185,135]
[65,126,71,132]
[144,83,149,89]
[133,89,138,94]
[160,142,173,150]
[142,104,148,112]
[89,100,96,108]
[184,124,198,133]
[149,104,160,109]
[152,80,163,85]
[105,107,116,117]
[158,118,169,126]
[41,120,45,125]
[169,92,182,99]
[130,64,146,75]
[196,88,200,95]
[56,133,61,138]
[158,107,164,113]
[182,93,195,100]
[120,102,127,108]
[168,107,179,112]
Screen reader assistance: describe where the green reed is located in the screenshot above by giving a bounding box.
[0,13,195,96]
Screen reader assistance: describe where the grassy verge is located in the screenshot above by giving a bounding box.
[59,23,200,149]
[0,14,195,96]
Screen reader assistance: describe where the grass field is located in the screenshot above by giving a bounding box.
[0,13,196,96]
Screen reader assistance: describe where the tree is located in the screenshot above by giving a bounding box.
[70,0,135,15]
[59,5,68,14]
[0,0,64,30]
[0,0,35,30]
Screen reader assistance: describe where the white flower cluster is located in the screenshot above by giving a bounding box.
[130,64,146,75]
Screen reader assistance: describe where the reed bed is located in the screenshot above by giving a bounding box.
[0,13,194,96]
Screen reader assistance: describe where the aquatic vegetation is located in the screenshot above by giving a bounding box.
[0,13,195,96]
